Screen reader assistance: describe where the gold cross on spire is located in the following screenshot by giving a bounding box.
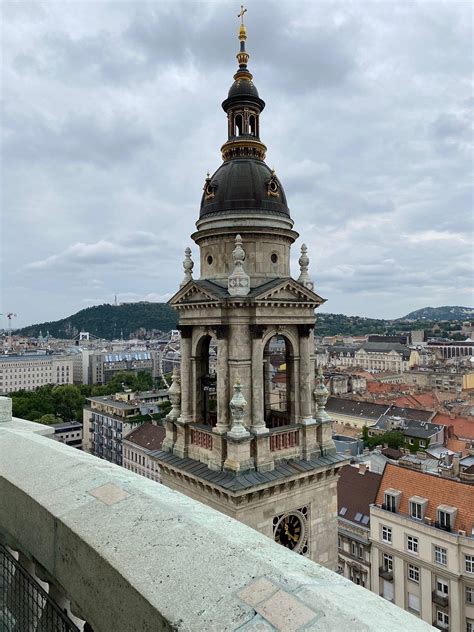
[238,5,247,26]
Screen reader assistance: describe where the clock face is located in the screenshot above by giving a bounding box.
[274,513,304,551]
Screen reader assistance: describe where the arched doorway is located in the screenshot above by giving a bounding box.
[263,334,293,429]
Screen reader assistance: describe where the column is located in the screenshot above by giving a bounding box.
[251,332,265,432]
[298,325,314,422]
[215,328,229,434]
[174,326,192,458]
[178,327,192,424]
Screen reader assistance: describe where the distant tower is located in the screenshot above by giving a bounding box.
[153,8,346,570]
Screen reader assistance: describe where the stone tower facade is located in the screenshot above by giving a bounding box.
[152,11,347,569]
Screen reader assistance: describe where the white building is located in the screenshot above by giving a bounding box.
[370,462,474,630]
[0,353,74,393]
[122,422,165,482]
[83,390,168,465]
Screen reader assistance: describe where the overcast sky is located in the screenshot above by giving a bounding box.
[2,0,473,327]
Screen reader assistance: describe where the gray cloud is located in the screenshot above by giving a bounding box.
[2,0,473,326]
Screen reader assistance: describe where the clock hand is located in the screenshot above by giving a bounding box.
[283,523,298,542]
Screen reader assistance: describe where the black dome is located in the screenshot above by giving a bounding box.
[200,159,290,219]
[222,79,265,111]
[228,78,260,99]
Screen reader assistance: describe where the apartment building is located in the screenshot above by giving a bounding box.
[326,396,433,431]
[370,463,474,630]
[51,421,83,449]
[337,464,381,589]
[83,390,168,465]
[89,351,155,385]
[0,353,74,393]
[122,422,165,482]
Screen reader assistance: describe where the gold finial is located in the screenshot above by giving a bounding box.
[237,5,247,40]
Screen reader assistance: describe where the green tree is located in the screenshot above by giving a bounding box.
[362,425,369,445]
[365,430,405,450]
[135,371,154,391]
[36,413,62,425]
[52,385,84,421]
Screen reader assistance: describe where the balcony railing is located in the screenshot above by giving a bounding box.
[269,427,300,452]
[190,427,213,450]
[0,399,435,632]
[432,590,449,608]
[0,544,80,632]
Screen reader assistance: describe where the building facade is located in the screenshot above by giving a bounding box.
[0,353,74,393]
[51,420,83,449]
[370,463,474,630]
[89,350,155,385]
[83,390,168,465]
[337,464,381,589]
[151,16,347,570]
[122,422,165,482]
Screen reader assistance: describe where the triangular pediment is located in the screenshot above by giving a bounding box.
[169,280,223,306]
[252,278,325,305]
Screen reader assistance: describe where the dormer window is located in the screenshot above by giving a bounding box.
[383,489,401,513]
[409,496,428,521]
[437,505,457,532]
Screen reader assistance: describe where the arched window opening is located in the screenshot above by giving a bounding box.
[263,335,292,429]
[249,114,256,136]
[235,113,244,137]
[196,335,217,427]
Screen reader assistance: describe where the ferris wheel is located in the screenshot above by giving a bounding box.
[158,330,181,388]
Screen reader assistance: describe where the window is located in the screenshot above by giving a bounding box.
[436,577,449,596]
[467,619,474,632]
[466,555,474,574]
[384,492,398,512]
[338,536,342,549]
[436,610,449,628]
[466,586,474,604]
[359,545,364,559]
[434,546,447,566]
[410,501,422,520]
[382,525,392,543]
[407,564,420,583]
[407,592,420,613]
[351,541,357,556]
[437,508,455,532]
[383,553,393,572]
[406,535,418,554]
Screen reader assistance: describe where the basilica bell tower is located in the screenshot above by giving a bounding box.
[152,8,348,570]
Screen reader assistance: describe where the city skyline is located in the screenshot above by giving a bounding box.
[2,1,473,328]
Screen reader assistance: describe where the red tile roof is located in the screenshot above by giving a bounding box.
[393,392,439,410]
[433,413,474,441]
[375,463,474,533]
[123,422,165,451]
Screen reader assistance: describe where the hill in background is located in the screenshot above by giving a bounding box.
[13,303,472,341]
[15,303,178,339]
[400,306,474,321]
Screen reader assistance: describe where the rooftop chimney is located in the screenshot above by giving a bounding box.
[358,464,367,475]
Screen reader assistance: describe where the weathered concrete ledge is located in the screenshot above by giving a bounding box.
[0,415,435,631]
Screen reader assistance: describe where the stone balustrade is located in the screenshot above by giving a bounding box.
[269,427,300,451]
[0,398,435,631]
[190,425,213,450]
